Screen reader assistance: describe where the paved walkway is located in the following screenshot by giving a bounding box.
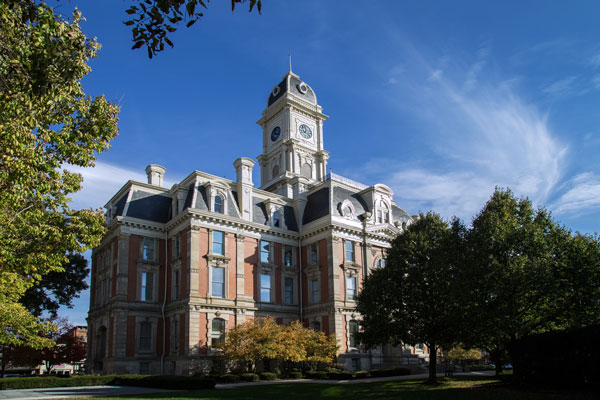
[0,371,495,399]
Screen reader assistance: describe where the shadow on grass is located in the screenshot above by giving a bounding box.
[100,376,597,400]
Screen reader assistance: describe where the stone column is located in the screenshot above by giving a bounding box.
[329,236,341,301]
[235,234,245,296]
[116,233,131,298]
[189,227,200,297]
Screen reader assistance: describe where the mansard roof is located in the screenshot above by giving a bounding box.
[267,71,317,107]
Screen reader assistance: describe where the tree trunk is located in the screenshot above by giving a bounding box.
[489,348,503,376]
[427,342,437,384]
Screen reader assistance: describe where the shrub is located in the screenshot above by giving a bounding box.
[286,371,303,379]
[110,375,216,390]
[326,371,353,380]
[217,374,240,383]
[305,370,328,380]
[259,372,277,381]
[240,373,259,382]
[0,376,113,390]
[353,370,370,379]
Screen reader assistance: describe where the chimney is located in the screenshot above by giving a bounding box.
[145,164,166,187]
[233,157,255,221]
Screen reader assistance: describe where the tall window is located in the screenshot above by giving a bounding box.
[284,247,293,267]
[310,242,318,264]
[171,318,179,353]
[212,230,224,255]
[377,201,389,224]
[173,270,180,299]
[260,240,270,263]
[376,258,385,269]
[139,322,152,351]
[311,321,321,331]
[311,279,319,303]
[260,273,271,302]
[142,237,155,261]
[345,240,355,262]
[212,266,225,298]
[211,318,225,346]
[346,276,356,300]
[273,210,280,227]
[141,272,153,301]
[284,277,293,305]
[214,195,224,213]
[173,235,180,258]
[349,320,359,348]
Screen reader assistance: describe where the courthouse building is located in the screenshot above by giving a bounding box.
[87,70,421,375]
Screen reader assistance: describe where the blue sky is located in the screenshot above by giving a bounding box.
[56,1,600,324]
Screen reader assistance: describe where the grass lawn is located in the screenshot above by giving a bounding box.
[86,375,596,400]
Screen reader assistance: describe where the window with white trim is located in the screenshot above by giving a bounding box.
[214,194,224,214]
[173,234,180,259]
[345,240,355,263]
[171,317,179,354]
[311,279,319,303]
[173,269,180,300]
[375,258,386,269]
[139,322,152,352]
[377,200,390,224]
[142,237,155,261]
[211,266,225,298]
[284,246,293,267]
[309,242,318,265]
[346,276,356,300]
[273,210,280,227]
[212,230,225,255]
[260,273,271,302]
[140,272,153,301]
[349,320,359,348]
[211,318,226,347]
[260,240,271,263]
[284,277,293,305]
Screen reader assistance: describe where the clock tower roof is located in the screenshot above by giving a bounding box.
[267,71,317,107]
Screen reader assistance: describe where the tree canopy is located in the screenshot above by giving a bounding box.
[357,212,466,383]
[0,1,119,347]
[216,317,338,372]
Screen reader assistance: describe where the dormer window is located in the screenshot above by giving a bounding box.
[214,195,224,214]
[273,210,280,227]
[377,200,390,224]
[375,258,386,269]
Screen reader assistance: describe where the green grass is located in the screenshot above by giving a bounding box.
[83,375,597,400]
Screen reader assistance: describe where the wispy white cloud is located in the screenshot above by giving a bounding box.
[357,43,570,222]
[550,173,600,215]
[587,52,600,68]
[541,76,578,95]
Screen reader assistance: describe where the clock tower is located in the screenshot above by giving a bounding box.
[257,70,330,197]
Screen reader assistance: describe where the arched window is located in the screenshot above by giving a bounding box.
[377,200,390,224]
[349,320,359,348]
[211,318,225,346]
[273,210,280,227]
[375,258,385,269]
[214,195,224,213]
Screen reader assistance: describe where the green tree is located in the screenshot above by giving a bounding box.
[124,0,262,58]
[217,317,337,372]
[464,188,600,379]
[0,2,119,348]
[357,212,466,384]
[20,253,90,318]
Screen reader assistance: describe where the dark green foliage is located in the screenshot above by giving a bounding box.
[286,371,303,379]
[0,375,113,390]
[259,372,277,381]
[368,367,411,377]
[240,373,259,382]
[20,253,89,317]
[352,371,370,379]
[357,212,466,384]
[0,375,216,390]
[305,370,328,379]
[326,371,352,380]
[513,324,600,387]
[217,374,240,383]
[124,0,262,58]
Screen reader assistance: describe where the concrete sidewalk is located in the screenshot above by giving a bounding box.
[0,371,496,399]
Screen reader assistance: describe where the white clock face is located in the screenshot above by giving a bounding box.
[298,124,313,139]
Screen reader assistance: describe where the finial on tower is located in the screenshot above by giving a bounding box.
[289,54,292,72]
